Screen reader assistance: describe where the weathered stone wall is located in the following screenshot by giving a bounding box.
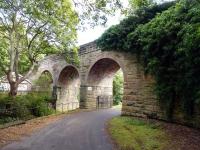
[79,42,200,127]
[79,42,163,119]
[56,66,80,111]
[28,54,80,112]
[30,41,200,128]
[28,54,68,84]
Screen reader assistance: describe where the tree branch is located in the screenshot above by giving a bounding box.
[0,11,10,31]
[27,22,48,62]
[17,62,36,84]
[27,22,48,50]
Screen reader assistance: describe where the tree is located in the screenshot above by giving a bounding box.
[127,0,171,14]
[129,0,153,8]
[72,0,124,27]
[0,0,125,97]
[0,0,79,96]
[134,0,200,119]
[113,70,123,105]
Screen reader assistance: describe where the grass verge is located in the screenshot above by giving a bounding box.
[107,116,170,150]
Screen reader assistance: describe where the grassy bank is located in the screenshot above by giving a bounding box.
[108,116,170,150]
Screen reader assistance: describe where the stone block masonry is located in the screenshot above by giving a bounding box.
[28,41,200,128]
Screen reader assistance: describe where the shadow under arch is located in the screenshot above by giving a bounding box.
[86,55,126,82]
[56,65,80,111]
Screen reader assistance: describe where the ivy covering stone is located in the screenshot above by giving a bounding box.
[97,0,200,120]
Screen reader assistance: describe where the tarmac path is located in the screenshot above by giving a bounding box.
[1,108,120,150]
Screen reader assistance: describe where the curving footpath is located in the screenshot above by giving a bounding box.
[1,108,120,150]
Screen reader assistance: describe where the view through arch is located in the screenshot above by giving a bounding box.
[86,58,124,110]
[34,70,53,93]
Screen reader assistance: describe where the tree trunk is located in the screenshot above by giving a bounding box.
[9,82,18,97]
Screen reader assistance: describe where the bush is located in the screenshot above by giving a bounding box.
[0,95,31,119]
[0,92,54,123]
[0,117,18,124]
[22,92,54,117]
[28,97,54,117]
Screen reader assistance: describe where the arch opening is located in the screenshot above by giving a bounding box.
[85,58,124,109]
[57,66,80,111]
[33,70,53,93]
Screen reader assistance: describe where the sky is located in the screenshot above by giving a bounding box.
[77,0,174,46]
[77,11,123,46]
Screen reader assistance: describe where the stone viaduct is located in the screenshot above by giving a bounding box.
[28,41,163,119]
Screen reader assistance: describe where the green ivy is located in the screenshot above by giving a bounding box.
[97,1,175,52]
[97,0,200,120]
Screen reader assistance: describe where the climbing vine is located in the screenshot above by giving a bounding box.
[97,0,200,120]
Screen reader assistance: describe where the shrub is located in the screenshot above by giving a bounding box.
[28,96,54,117]
[0,92,54,122]
[0,95,31,119]
[0,117,18,124]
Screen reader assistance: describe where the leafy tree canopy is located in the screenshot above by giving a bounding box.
[0,0,124,96]
[97,1,175,51]
[73,0,124,27]
[0,0,79,95]
[129,0,153,9]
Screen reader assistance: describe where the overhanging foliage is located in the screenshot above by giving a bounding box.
[97,0,200,120]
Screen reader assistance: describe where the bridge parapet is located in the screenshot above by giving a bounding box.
[27,41,200,128]
[79,41,100,55]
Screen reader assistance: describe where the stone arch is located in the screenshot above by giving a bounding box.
[85,53,127,83]
[87,58,124,108]
[56,65,80,111]
[57,65,80,83]
[39,70,53,85]
[81,56,126,109]
[80,49,161,118]
[29,42,163,121]
[87,57,123,87]
[40,70,53,79]
[31,70,54,92]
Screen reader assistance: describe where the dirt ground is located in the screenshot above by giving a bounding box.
[163,122,200,150]
[0,113,68,148]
